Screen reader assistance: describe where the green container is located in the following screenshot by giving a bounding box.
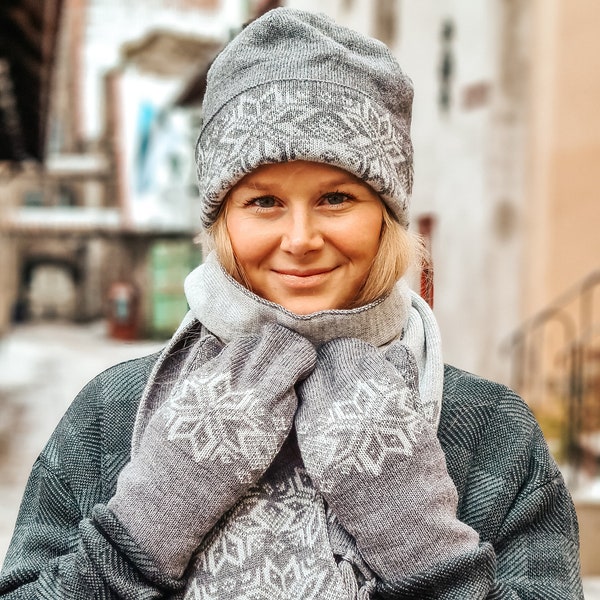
[150,240,202,338]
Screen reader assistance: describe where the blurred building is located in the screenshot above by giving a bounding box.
[512,0,600,470]
[0,0,251,338]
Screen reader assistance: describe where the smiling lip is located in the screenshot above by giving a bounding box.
[272,267,336,288]
[274,268,334,277]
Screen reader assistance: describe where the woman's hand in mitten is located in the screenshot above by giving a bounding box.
[295,337,479,581]
[108,324,316,580]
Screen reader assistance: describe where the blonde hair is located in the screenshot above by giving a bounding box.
[207,202,425,309]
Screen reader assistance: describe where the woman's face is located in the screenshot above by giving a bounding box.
[225,161,384,314]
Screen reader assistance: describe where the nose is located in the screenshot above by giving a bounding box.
[280,209,324,256]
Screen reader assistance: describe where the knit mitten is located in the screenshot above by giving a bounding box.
[108,324,316,580]
[295,338,479,581]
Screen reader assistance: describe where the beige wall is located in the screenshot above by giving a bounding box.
[526,0,600,316]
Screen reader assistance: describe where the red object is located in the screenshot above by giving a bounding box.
[108,282,139,340]
[417,214,436,309]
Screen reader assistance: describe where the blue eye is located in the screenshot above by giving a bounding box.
[249,196,277,208]
[323,192,352,205]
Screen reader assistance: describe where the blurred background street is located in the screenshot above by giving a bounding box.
[0,321,165,563]
[1,0,600,594]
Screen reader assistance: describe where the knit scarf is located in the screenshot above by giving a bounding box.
[132,251,444,598]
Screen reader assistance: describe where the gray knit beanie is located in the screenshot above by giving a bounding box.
[195,7,414,229]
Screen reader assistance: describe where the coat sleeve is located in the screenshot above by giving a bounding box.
[0,355,181,599]
[376,370,584,599]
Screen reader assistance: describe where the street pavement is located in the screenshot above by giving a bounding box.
[0,320,599,597]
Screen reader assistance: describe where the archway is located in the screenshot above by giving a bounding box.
[17,257,81,321]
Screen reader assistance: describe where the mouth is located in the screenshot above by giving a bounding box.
[274,267,334,277]
[272,267,337,288]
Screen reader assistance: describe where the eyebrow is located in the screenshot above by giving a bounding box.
[237,181,275,192]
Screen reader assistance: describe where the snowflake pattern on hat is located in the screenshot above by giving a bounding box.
[196,80,412,229]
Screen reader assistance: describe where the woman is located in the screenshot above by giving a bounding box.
[0,7,583,599]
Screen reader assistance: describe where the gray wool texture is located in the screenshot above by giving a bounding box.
[181,251,445,426]
[295,338,480,581]
[195,7,414,228]
[108,324,316,580]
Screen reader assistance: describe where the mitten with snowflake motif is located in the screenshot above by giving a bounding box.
[295,337,479,581]
[108,324,316,580]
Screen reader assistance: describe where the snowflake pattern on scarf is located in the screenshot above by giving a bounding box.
[186,460,351,600]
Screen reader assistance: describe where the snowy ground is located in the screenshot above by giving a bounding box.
[0,320,599,597]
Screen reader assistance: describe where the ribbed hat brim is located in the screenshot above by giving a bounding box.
[196,79,412,228]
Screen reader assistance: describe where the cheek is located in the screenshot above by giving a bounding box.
[342,212,383,260]
[226,217,274,266]
[226,216,250,262]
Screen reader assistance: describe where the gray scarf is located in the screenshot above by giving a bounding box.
[182,252,444,426]
[129,252,445,599]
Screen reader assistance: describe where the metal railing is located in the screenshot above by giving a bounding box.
[505,271,600,478]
